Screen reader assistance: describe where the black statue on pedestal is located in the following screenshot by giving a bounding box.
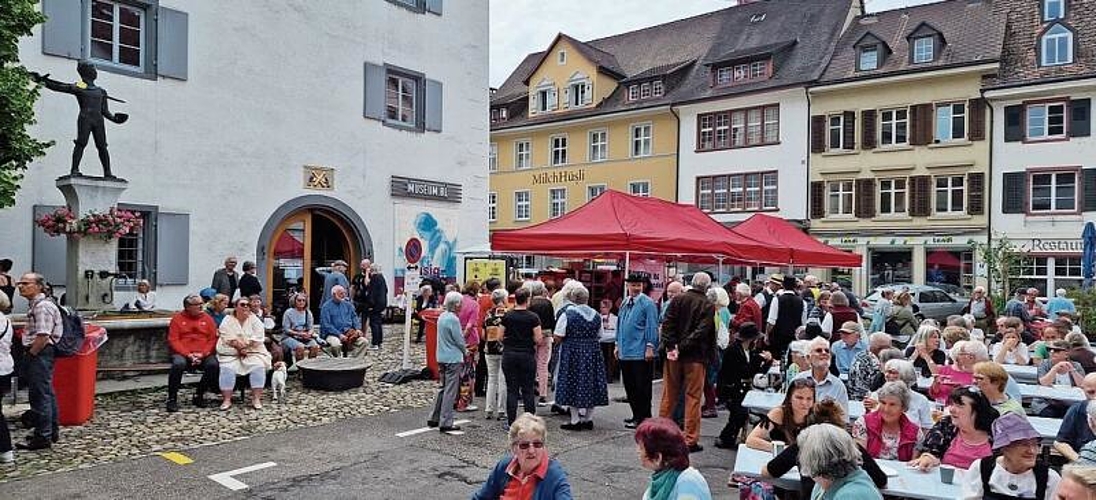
[31,61,128,178]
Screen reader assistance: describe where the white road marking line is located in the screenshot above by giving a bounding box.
[396,419,471,438]
[207,462,277,491]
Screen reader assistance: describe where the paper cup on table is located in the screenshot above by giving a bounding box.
[772,441,786,455]
[939,465,955,484]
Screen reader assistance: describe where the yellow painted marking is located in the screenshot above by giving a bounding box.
[160,452,194,465]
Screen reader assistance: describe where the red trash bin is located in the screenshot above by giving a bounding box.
[53,324,107,426]
[420,308,442,380]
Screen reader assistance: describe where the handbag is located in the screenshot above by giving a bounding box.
[716,314,730,350]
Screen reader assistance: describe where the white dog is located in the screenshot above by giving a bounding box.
[271,361,288,402]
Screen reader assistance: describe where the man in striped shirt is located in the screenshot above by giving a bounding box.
[16,272,62,450]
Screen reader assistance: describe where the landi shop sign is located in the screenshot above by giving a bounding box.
[531,169,587,185]
[1017,239,1083,254]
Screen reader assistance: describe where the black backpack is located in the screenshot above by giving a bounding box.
[52,302,85,357]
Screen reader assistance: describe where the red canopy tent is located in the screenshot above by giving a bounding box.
[490,190,790,264]
[728,213,862,268]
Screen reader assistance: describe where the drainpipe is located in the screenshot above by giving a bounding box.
[981,88,996,293]
[671,105,681,202]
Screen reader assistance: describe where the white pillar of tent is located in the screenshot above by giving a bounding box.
[623,252,631,297]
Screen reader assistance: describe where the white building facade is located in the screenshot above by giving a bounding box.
[987,79,1096,294]
[5,0,488,312]
[676,88,810,224]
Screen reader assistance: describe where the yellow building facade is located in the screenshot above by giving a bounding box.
[489,35,678,231]
[808,68,994,295]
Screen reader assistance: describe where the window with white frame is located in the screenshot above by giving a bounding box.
[880,108,909,146]
[1041,24,1074,66]
[698,173,777,212]
[90,0,145,69]
[731,111,745,147]
[628,85,640,101]
[716,113,731,149]
[1026,102,1067,140]
[558,50,566,64]
[935,175,965,214]
[488,192,497,222]
[858,46,879,71]
[1030,171,1077,213]
[640,83,652,99]
[1044,0,1065,20]
[878,178,907,215]
[698,114,714,150]
[570,80,589,107]
[1055,257,1083,291]
[629,181,650,197]
[828,114,845,150]
[536,87,552,113]
[386,73,419,126]
[913,36,934,63]
[716,67,733,86]
[697,105,778,151]
[935,103,966,142]
[489,143,498,172]
[746,108,763,145]
[587,184,606,201]
[827,180,855,215]
[763,106,779,143]
[549,188,567,218]
[652,80,664,97]
[631,124,652,157]
[588,129,608,162]
[514,191,531,221]
[515,140,531,169]
[551,135,568,166]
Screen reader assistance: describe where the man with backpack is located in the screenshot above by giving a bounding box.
[15,272,62,450]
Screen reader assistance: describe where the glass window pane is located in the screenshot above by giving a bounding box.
[92,19,113,42]
[118,46,141,66]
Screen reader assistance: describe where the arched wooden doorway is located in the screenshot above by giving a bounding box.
[265,209,358,318]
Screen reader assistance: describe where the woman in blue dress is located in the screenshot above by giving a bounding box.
[554,285,609,430]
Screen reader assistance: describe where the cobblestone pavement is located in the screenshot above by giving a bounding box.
[0,326,436,483]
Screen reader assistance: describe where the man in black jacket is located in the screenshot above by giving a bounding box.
[715,322,772,449]
[351,259,388,349]
[658,272,716,452]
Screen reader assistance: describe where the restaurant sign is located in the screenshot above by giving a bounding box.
[390,176,462,203]
[1015,238,1083,254]
[531,169,587,185]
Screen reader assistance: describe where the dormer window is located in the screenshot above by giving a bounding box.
[490,107,508,124]
[532,80,557,114]
[1044,0,1065,21]
[912,36,934,63]
[858,46,879,71]
[750,13,766,23]
[628,85,639,101]
[712,58,771,87]
[627,80,664,101]
[1041,24,1074,66]
[640,83,652,99]
[566,72,592,108]
[569,81,588,107]
[651,80,663,97]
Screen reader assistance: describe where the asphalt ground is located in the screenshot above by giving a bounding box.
[0,380,742,499]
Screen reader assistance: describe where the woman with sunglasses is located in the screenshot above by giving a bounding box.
[745,377,815,451]
[216,297,271,410]
[472,413,572,500]
[635,417,712,500]
[909,386,998,471]
[959,413,1060,500]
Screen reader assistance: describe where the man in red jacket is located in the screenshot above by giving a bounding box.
[166,294,220,412]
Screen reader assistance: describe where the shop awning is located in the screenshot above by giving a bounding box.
[489,190,790,264]
[728,213,862,268]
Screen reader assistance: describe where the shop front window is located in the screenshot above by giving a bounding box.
[870,249,913,289]
[925,249,973,297]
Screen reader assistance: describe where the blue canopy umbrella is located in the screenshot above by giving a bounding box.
[1083,221,1096,290]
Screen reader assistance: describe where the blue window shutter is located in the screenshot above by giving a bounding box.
[364,62,386,121]
[425,79,443,132]
[32,206,68,287]
[41,0,84,59]
[156,7,189,80]
[425,0,443,15]
[155,212,189,285]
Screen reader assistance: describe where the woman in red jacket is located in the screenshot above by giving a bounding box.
[851,381,924,461]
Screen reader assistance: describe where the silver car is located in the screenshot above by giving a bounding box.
[862,284,967,323]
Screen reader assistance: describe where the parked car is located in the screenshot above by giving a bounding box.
[861,284,967,323]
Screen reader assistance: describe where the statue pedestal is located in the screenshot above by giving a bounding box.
[56,175,129,311]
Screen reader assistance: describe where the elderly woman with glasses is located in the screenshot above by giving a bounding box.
[929,340,986,403]
[973,361,1025,418]
[281,292,321,362]
[797,423,883,500]
[960,413,1060,500]
[635,417,712,500]
[216,297,271,410]
[472,413,572,500]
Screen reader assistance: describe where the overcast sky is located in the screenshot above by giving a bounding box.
[489,0,942,86]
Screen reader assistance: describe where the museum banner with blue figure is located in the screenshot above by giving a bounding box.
[393,204,459,293]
